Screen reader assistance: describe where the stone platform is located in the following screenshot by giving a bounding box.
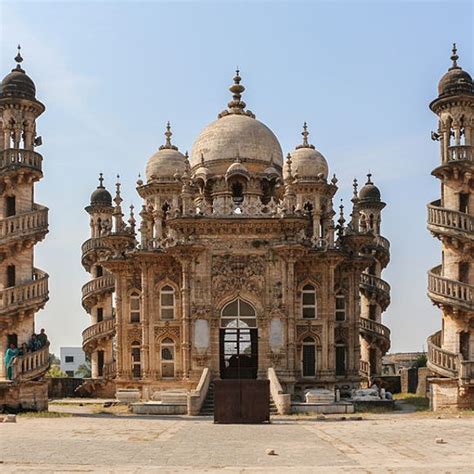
[131,401,187,415]
[291,401,354,414]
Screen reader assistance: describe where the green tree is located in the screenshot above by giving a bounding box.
[47,365,67,378]
[49,352,60,365]
[76,362,92,378]
[412,353,427,368]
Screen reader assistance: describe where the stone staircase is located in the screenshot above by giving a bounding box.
[198,381,279,416]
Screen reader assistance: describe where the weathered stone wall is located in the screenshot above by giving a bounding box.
[0,380,48,412]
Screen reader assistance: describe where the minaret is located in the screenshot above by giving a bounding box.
[0,46,50,383]
[427,44,474,409]
[357,174,391,381]
[81,174,115,379]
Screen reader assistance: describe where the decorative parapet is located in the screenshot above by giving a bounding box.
[359,317,391,344]
[82,318,115,350]
[427,330,459,378]
[359,273,391,310]
[0,148,43,173]
[0,205,48,245]
[428,265,473,311]
[446,145,473,163]
[81,274,115,310]
[428,200,473,236]
[12,344,50,381]
[0,268,49,315]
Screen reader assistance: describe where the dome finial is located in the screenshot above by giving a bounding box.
[296,122,315,150]
[15,45,23,64]
[450,43,459,69]
[352,178,358,197]
[159,121,178,151]
[98,172,104,189]
[366,172,373,184]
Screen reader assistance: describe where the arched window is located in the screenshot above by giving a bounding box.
[6,196,16,217]
[130,292,140,323]
[95,265,103,278]
[335,293,346,321]
[160,285,175,320]
[335,341,347,376]
[302,336,317,377]
[131,341,141,378]
[6,265,15,288]
[302,284,317,319]
[161,337,175,378]
[221,298,256,328]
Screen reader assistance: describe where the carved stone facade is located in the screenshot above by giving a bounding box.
[81,71,391,398]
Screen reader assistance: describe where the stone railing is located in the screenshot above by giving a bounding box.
[359,273,391,308]
[81,274,115,307]
[267,367,291,415]
[427,200,473,235]
[81,237,110,256]
[428,265,473,311]
[360,359,369,377]
[187,367,211,415]
[82,318,115,347]
[0,268,49,315]
[359,317,391,342]
[447,145,473,163]
[0,205,48,243]
[427,331,459,378]
[0,148,43,173]
[12,344,50,381]
[103,361,116,379]
[373,235,390,252]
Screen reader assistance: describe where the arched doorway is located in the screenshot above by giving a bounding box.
[220,298,258,379]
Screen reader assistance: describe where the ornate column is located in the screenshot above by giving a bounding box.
[140,262,151,379]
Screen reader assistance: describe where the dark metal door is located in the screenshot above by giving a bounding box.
[302,344,315,376]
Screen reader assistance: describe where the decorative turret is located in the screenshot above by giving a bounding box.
[426,44,474,410]
[0,46,50,386]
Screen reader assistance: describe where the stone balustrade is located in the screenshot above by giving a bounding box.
[0,268,49,315]
[12,344,50,381]
[0,148,43,173]
[447,145,473,163]
[82,318,115,347]
[428,265,473,311]
[373,235,390,252]
[428,200,473,235]
[459,360,474,383]
[0,205,48,243]
[81,274,115,307]
[81,237,110,256]
[427,331,459,378]
[359,317,391,342]
[359,273,391,308]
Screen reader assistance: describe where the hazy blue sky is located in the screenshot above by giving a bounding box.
[1,0,472,355]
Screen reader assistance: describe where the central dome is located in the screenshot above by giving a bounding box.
[190,70,283,170]
[191,114,283,169]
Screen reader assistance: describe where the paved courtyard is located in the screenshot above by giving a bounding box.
[1,407,473,473]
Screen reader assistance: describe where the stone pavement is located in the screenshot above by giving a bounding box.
[1,411,473,473]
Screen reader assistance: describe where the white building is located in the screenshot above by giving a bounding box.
[60,347,86,377]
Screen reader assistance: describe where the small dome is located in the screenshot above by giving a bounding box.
[145,123,186,181]
[225,159,250,180]
[0,47,36,100]
[358,174,381,202]
[191,71,283,169]
[437,45,474,97]
[90,174,112,206]
[284,123,328,180]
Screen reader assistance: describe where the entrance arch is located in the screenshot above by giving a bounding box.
[219,298,258,379]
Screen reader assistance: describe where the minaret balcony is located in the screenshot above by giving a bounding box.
[0,205,48,249]
[359,316,391,351]
[12,343,50,382]
[359,273,391,310]
[82,318,115,352]
[0,268,49,316]
[368,235,391,268]
[81,274,115,311]
[0,148,43,174]
[427,200,473,242]
[447,145,473,163]
[428,265,473,311]
[81,237,111,271]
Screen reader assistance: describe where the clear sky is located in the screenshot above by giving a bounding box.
[0,0,473,355]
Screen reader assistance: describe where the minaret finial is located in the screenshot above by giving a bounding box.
[352,178,358,197]
[228,68,246,112]
[450,43,459,68]
[159,121,178,151]
[98,172,104,188]
[366,172,373,184]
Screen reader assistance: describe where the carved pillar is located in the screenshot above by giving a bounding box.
[91,350,99,379]
[115,275,126,378]
[0,331,7,379]
[180,256,192,378]
[287,257,296,373]
[141,264,150,379]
